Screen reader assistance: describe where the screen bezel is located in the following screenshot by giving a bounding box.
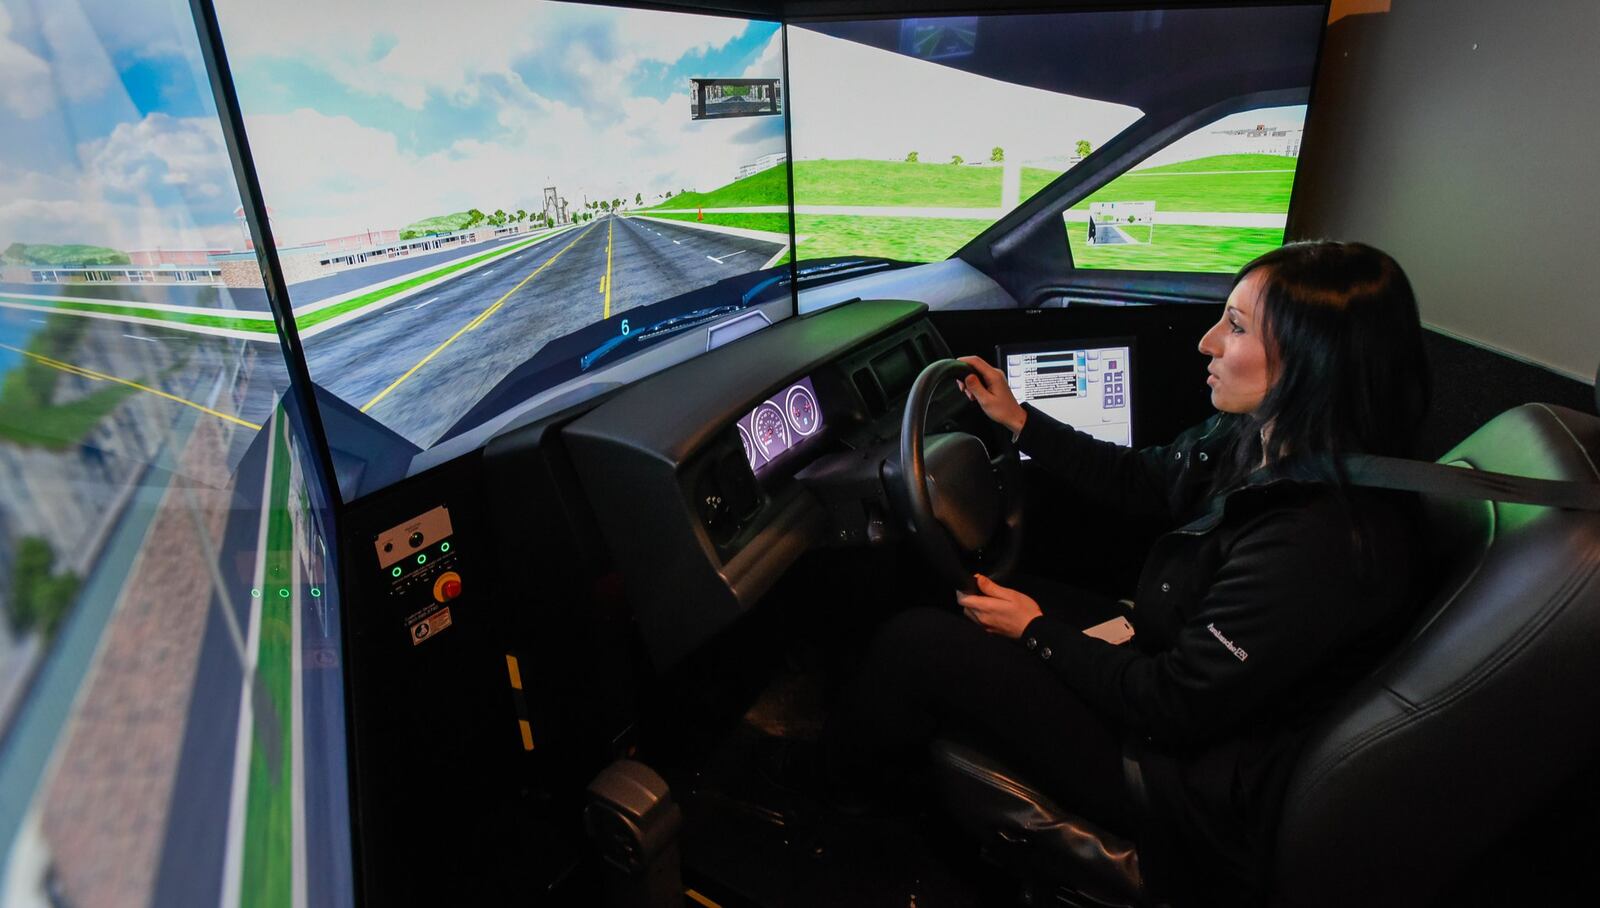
[996,334,1139,448]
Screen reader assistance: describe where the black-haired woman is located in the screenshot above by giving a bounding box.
[821,241,1431,905]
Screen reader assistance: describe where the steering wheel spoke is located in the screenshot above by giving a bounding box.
[892,359,1026,594]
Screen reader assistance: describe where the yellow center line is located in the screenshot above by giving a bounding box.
[603,216,614,319]
[684,889,722,908]
[0,342,262,430]
[360,221,599,413]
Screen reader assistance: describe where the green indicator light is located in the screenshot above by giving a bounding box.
[251,588,261,599]
[391,566,403,577]
[279,588,290,599]
[417,553,427,565]
[440,541,451,553]
[310,587,322,598]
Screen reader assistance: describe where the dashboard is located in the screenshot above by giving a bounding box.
[550,299,946,669]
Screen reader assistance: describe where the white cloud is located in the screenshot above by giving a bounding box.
[0,7,54,117]
[81,113,233,199]
[741,30,783,80]
[242,90,788,244]
[785,27,1141,165]
[213,0,749,111]
[36,2,117,105]
[0,113,240,252]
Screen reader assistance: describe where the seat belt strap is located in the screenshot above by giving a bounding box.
[1344,454,1600,511]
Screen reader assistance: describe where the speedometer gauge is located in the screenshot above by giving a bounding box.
[737,424,758,468]
[785,385,820,436]
[751,402,789,460]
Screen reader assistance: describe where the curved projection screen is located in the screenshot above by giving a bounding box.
[785,5,1326,274]
[213,0,793,498]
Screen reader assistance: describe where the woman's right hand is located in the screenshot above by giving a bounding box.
[956,355,1027,438]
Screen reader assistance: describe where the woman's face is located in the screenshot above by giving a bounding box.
[1198,270,1272,414]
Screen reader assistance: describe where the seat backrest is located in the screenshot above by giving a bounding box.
[1275,403,1600,907]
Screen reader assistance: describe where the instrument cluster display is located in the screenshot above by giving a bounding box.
[737,377,824,473]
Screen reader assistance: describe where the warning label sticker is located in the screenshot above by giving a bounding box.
[407,607,454,645]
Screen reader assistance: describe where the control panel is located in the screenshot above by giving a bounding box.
[375,505,464,645]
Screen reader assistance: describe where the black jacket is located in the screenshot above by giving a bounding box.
[1014,404,1423,904]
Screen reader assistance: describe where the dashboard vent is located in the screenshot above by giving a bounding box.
[853,367,886,416]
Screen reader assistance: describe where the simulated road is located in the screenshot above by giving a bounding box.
[306,214,784,446]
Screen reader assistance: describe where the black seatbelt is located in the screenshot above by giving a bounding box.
[1344,455,1600,511]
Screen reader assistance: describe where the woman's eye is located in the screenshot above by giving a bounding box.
[1228,321,1243,334]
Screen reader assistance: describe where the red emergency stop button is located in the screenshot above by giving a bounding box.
[433,571,462,603]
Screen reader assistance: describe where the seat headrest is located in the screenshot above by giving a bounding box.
[1276,403,1600,908]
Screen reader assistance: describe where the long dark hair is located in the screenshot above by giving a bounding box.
[1211,241,1431,494]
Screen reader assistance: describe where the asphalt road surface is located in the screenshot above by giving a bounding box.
[306,214,783,447]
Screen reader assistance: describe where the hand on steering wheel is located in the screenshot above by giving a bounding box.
[954,355,1027,439]
[888,359,1026,596]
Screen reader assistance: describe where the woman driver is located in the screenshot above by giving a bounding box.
[819,241,1431,904]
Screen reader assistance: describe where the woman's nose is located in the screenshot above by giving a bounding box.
[1198,323,1221,357]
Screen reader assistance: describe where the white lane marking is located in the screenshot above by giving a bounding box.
[122,333,159,342]
[219,422,275,908]
[410,296,441,310]
[290,554,307,908]
[706,250,748,264]
[673,240,681,245]
[483,268,496,276]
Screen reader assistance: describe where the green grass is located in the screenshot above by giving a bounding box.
[0,314,142,448]
[241,413,295,908]
[0,293,277,332]
[793,160,1000,207]
[793,214,985,263]
[0,226,575,335]
[649,154,1296,215]
[653,164,791,209]
[0,383,138,448]
[1067,223,1287,273]
[1068,170,1296,214]
[399,211,478,239]
[1133,153,1298,174]
[651,159,1006,210]
[1022,154,1300,214]
[2,242,130,267]
[646,210,978,264]
[292,227,572,330]
[642,211,793,235]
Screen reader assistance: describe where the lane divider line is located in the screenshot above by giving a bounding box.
[0,342,262,430]
[603,217,614,319]
[360,221,599,413]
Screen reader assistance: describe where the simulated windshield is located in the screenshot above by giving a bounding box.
[785,7,1323,273]
[212,0,791,496]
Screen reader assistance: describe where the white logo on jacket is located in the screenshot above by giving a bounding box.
[1206,622,1249,661]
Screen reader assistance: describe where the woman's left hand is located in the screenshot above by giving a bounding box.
[956,574,1043,638]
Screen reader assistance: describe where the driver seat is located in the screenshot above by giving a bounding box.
[928,402,1600,907]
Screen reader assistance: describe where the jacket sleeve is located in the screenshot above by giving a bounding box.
[1014,403,1216,524]
[1018,501,1400,746]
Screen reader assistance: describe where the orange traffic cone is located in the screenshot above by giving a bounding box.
[698,207,703,222]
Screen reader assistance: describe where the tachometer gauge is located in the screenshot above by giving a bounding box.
[785,385,820,436]
[737,424,758,469]
[751,402,789,460]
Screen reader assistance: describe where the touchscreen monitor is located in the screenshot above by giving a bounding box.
[998,339,1134,452]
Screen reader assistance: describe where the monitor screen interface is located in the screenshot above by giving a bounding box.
[785,5,1325,274]
[214,0,792,498]
[1001,342,1133,450]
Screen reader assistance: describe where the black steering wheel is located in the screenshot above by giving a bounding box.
[887,359,1026,595]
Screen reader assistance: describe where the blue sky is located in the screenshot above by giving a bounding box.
[208,0,786,242]
[0,0,241,250]
[1,0,785,250]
